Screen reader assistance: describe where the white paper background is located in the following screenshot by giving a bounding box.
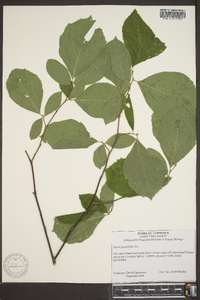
[2,5,196,283]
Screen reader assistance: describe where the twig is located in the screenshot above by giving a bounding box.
[25,150,56,265]
[93,196,124,205]
[163,164,177,184]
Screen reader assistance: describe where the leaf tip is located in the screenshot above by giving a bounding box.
[89,15,95,23]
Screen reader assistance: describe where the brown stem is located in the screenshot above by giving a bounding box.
[25,150,56,265]
[163,164,177,184]
[93,196,124,205]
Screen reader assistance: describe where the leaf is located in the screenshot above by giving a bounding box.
[29,118,43,140]
[59,17,106,78]
[79,194,108,213]
[100,183,114,211]
[122,9,166,66]
[93,145,107,169]
[110,38,132,82]
[53,210,104,244]
[138,72,196,166]
[43,119,97,149]
[138,72,196,112]
[59,84,73,97]
[59,16,94,76]
[46,59,71,85]
[106,134,135,149]
[75,83,123,124]
[153,106,196,167]
[105,158,137,197]
[123,140,168,199]
[101,38,131,94]
[124,95,134,130]
[75,83,110,117]
[6,69,43,114]
[44,92,62,116]
[100,39,121,87]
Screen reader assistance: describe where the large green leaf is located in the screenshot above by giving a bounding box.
[106,158,137,197]
[46,59,71,85]
[75,83,123,124]
[110,38,131,82]
[106,134,135,148]
[44,92,62,116]
[6,69,43,114]
[153,106,196,167]
[123,140,168,199]
[122,9,166,66]
[75,83,111,118]
[29,118,43,140]
[100,38,131,94]
[79,194,108,213]
[138,72,196,112]
[124,95,134,130]
[53,210,104,244]
[43,119,97,149]
[59,17,106,78]
[93,145,107,169]
[138,72,196,166]
[59,16,94,76]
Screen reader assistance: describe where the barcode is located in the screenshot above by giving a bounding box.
[159,9,187,20]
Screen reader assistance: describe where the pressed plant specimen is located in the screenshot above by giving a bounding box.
[6,9,196,266]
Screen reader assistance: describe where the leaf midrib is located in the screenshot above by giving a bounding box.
[136,140,151,196]
[138,81,170,96]
[18,75,40,114]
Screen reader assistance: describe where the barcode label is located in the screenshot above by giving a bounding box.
[158,9,188,21]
